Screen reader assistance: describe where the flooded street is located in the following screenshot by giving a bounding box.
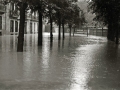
[0,33,120,90]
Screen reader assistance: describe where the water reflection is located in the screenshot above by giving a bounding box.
[50,42,53,50]
[41,40,50,69]
[87,42,120,90]
[62,39,64,49]
[58,40,61,49]
[0,34,119,90]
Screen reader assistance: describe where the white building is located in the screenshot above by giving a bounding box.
[0,2,39,35]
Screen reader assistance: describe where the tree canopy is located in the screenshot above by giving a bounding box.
[89,0,120,43]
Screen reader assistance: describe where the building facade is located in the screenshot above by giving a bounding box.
[0,3,39,35]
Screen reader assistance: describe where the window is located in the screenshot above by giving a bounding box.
[11,3,14,11]
[15,21,18,32]
[0,16,2,30]
[10,20,14,32]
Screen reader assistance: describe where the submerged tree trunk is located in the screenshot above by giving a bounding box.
[73,27,75,37]
[17,3,27,52]
[58,12,61,40]
[62,21,65,40]
[116,29,119,44]
[38,10,43,46]
[49,12,53,42]
[58,22,61,40]
[69,26,72,37]
[107,23,115,41]
[115,23,119,44]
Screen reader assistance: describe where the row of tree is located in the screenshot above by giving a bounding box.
[1,0,86,52]
[89,0,120,44]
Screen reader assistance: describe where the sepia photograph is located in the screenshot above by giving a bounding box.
[0,0,120,90]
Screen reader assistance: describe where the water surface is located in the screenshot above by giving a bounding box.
[0,34,120,90]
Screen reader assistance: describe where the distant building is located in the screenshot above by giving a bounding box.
[0,3,39,35]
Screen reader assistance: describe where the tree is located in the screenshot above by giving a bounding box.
[89,0,120,44]
[60,0,70,39]
[45,0,57,42]
[65,2,82,37]
[53,0,62,40]
[52,0,79,39]
[8,0,28,52]
[29,0,47,46]
[17,2,27,52]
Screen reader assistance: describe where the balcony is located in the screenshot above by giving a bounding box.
[0,4,5,14]
[26,13,31,20]
[31,15,38,21]
[26,14,38,21]
[9,10,19,18]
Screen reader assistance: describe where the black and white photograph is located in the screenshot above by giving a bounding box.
[0,0,120,90]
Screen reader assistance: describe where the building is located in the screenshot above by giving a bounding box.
[0,3,5,35]
[0,2,39,35]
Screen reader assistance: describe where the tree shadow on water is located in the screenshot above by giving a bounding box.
[103,41,120,64]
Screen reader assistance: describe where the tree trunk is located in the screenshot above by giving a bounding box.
[107,23,115,41]
[17,3,26,52]
[38,10,43,46]
[69,26,72,37]
[107,23,111,40]
[73,27,75,36]
[115,23,119,44]
[116,29,119,44]
[49,12,53,42]
[62,21,65,40]
[58,12,61,40]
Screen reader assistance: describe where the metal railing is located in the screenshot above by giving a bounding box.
[9,10,19,18]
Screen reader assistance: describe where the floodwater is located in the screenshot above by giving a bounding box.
[0,33,120,90]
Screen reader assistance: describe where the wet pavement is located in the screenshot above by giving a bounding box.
[0,33,120,90]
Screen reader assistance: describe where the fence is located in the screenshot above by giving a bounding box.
[75,28,108,37]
